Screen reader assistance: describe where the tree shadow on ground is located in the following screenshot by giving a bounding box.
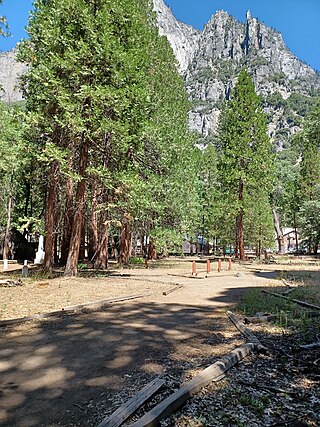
[0,300,243,427]
[0,268,319,427]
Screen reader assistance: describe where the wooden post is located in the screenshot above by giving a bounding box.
[206,259,211,273]
[191,261,197,276]
[228,257,232,270]
[218,258,222,272]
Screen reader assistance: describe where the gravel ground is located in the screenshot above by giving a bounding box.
[0,258,319,426]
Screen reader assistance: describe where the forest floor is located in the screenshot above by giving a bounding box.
[0,256,319,426]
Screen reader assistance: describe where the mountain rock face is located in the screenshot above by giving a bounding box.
[0,48,26,104]
[154,1,320,147]
[1,1,319,149]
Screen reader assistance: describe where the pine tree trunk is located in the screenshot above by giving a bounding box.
[3,182,13,261]
[64,142,89,276]
[237,209,245,260]
[23,180,31,238]
[79,223,86,261]
[54,234,59,264]
[147,238,157,260]
[272,207,285,254]
[44,161,59,270]
[237,177,245,260]
[119,219,131,265]
[293,212,299,252]
[88,180,98,261]
[95,209,109,269]
[60,177,74,264]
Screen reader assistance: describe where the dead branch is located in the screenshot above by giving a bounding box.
[238,380,298,395]
[226,311,266,352]
[163,285,184,296]
[261,289,320,311]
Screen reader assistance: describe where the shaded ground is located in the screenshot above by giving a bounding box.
[0,258,319,426]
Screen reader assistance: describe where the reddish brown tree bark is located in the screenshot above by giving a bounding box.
[44,161,59,270]
[147,238,157,260]
[95,215,108,269]
[64,142,89,276]
[60,176,74,264]
[79,223,86,261]
[88,180,98,261]
[95,190,109,269]
[118,218,131,266]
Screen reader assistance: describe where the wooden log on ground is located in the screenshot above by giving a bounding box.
[167,273,204,280]
[97,378,165,427]
[129,343,254,427]
[0,293,150,327]
[111,276,182,287]
[261,289,320,311]
[63,293,150,312]
[0,310,68,327]
[226,311,266,352]
[163,285,184,296]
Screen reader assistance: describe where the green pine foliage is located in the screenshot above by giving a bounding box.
[296,101,320,252]
[16,0,196,266]
[0,102,29,238]
[217,69,275,254]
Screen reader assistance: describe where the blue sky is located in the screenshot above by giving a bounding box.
[0,0,319,70]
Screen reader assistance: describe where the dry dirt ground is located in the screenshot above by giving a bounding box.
[0,258,319,426]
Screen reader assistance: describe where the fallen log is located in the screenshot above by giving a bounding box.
[261,289,320,311]
[167,273,204,280]
[111,276,181,287]
[97,377,165,427]
[63,293,150,312]
[0,293,150,327]
[163,285,184,296]
[129,343,254,427]
[226,311,266,352]
[0,310,68,327]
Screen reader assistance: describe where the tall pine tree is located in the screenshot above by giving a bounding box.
[19,0,193,273]
[217,69,274,259]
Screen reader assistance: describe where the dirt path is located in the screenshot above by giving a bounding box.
[0,261,283,426]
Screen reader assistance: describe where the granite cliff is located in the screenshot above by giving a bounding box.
[154,0,320,147]
[0,48,26,104]
[1,1,319,149]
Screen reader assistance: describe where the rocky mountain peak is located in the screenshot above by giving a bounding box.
[153,0,320,144]
[0,0,319,149]
[153,0,200,72]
